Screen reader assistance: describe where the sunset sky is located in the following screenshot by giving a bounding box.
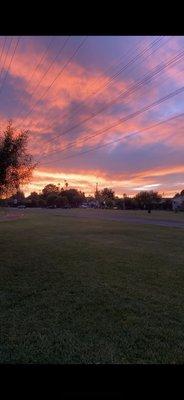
[0,35,184,197]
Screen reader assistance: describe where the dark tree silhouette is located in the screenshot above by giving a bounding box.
[100,188,115,200]
[0,121,35,198]
[42,184,59,197]
[135,191,162,209]
[97,187,115,208]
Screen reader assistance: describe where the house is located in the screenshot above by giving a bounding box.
[172,194,184,211]
[86,199,100,208]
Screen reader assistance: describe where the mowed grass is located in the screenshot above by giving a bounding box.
[0,208,184,363]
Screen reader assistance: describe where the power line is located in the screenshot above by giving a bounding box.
[88,37,163,96]
[38,84,184,164]
[57,45,184,135]
[16,36,71,123]
[26,37,55,87]
[15,36,55,120]
[40,111,184,166]
[29,36,166,151]
[0,36,21,97]
[19,36,88,127]
[39,72,173,158]
[32,36,165,136]
[78,37,142,95]
[36,44,184,157]
[46,37,163,124]
[65,37,166,120]
[0,37,7,66]
[0,37,13,84]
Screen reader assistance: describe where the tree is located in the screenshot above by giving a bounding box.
[8,189,25,206]
[115,198,125,210]
[134,191,162,209]
[46,193,58,207]
[161,198,172,210]
[29,191,39,198]
[64,188,85,207]
[38,198,46,208]
[15,190,25,202]
[55,195,68,208]
[123,195,134,209]
[0,121,35,198]
[105,198,114,208]
[101,188,115,200]
[99,188,115,208]
[42,184,59,198]
[26,191,40,207]
[115,195,135,210]
[64,180,69,188]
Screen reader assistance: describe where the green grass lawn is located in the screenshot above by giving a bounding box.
[0,208,184,363]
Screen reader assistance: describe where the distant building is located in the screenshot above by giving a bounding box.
[88,200,100,208]
[172,194,184,211]
[84,199,100,208]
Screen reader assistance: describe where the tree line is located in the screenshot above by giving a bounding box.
[0,184,179,211]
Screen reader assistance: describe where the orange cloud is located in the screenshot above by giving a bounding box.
[22,162,184,198]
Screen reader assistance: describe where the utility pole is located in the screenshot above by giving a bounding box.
[123,193,126,210]
[95,182,99,208]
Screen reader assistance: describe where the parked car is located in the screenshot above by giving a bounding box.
[18,205,26,209]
